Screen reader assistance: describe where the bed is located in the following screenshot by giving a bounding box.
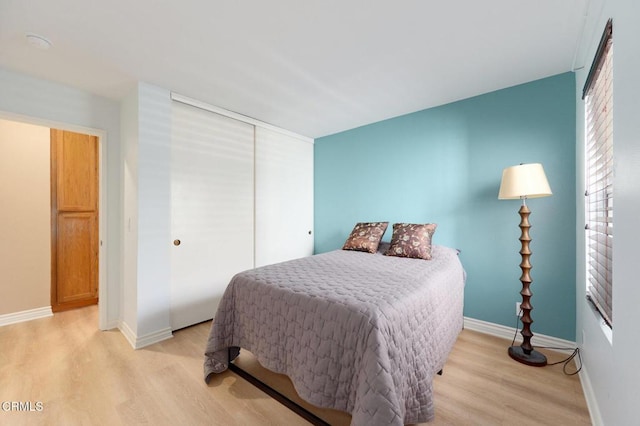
[203,236,465,425]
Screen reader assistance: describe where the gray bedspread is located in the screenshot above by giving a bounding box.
[203,245,465,425]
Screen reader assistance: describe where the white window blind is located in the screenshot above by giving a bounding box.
[583,19,613,327]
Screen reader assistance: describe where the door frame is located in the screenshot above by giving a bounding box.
[0,111,108,330]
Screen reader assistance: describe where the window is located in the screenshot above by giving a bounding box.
[583,19,613,327]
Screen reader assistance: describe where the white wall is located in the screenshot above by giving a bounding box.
[575,0,640,424]
[119,82,173,347]
[0,119,51,315]
[135,83,172,338]
[120,87,139,336]
[0,67,121,329]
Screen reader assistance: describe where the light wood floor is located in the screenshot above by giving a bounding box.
[0,306,591,425]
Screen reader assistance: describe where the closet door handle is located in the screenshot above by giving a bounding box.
[173,239,181,246]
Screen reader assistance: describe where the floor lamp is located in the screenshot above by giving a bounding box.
[498,163,552,367]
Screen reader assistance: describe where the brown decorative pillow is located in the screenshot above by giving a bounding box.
[384,223,437,260]
[342,222,389,254]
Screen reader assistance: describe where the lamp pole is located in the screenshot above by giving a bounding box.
[508,198,547,366]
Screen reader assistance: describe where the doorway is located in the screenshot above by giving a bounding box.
[0,116,107,327]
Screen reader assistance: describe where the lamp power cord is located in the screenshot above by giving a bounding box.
[511,309,582,376]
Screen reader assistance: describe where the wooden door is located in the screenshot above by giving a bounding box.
[51,129,99,312]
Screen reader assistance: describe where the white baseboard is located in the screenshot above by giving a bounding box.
[136,327,173,349]
[578,364,603,426]
[118,320,137,348]
[0,306,53,327]
[463,316,576,349]
[118,320,173,349]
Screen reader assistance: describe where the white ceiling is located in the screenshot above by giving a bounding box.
[0,0,591,138]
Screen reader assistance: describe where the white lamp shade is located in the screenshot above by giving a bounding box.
[498,163,552,199]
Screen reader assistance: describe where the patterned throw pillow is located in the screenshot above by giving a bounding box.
[384,223,437,260]
[342,222,389,254]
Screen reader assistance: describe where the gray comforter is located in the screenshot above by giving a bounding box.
[204,245,465,425]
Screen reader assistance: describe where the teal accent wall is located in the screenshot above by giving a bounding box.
[314,73,576,340]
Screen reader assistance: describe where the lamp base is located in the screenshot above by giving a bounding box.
[508,346,547,367]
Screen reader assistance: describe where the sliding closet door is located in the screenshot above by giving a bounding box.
[255,127,314,267]
[170,102,254,330]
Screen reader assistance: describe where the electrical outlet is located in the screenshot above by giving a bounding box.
[516,302,522,317]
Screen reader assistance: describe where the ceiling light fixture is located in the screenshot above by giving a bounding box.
[25,32,53,50]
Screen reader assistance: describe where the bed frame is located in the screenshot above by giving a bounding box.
[228,347,443,425]
[228,348,329,426]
